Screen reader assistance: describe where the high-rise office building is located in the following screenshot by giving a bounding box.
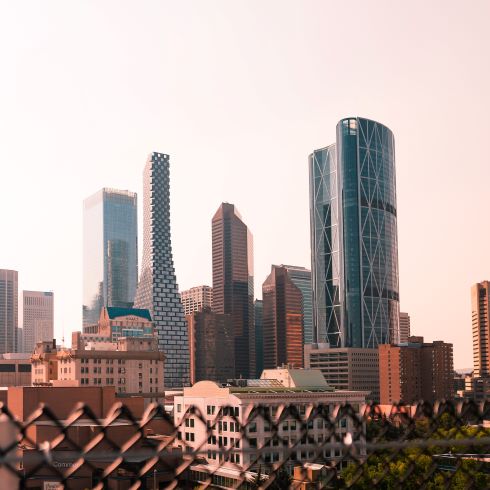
[254,299,264,377]
[471,281,490,377]
[83,188,138,326]
[310,117,400,348]
[212,203,254,379]
[0,269,18,354]
[280,265,313,345]
[187,309,234,384]
[134,152,189,388]
[23,291,54,353]
[262,265,304,369]
[180,285,213,316]
[399,312,411,344]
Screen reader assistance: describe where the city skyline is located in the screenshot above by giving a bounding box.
[1,1,490,368]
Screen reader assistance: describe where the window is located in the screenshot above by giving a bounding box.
[248,422,257,433]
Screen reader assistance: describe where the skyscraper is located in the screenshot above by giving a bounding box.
[0,269,18,354]
[399,312,411,344]
[310,117,400,348]
[134,152,189,388]
[83,188,138,326]
[280,265,313,345]
[471,281,490,377]
[212,203,254,378]
[254,299,264,377]
[180,285,213,316]
[262,265,304,369]
[23,290,54,353]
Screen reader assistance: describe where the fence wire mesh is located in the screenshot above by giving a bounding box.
[0,399,489,489]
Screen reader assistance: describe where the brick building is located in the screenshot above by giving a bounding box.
[379,336,454,404]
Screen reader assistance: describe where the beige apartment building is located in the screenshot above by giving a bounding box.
[472,281,490,377]
[32,335,165,399]
[181,285,213,316]
[399,312,411,344]
[304,344,379,401]
[173,367,367,488]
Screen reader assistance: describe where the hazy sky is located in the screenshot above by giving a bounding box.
[1,1,489,368]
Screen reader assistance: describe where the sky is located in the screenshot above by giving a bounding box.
[1,1,489,369]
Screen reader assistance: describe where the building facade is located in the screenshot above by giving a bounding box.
[471,281,490,377]
[133,152,189,388]
[254,300,264,377]
[262,265,304,369]
[280,265,313,346]
[22,290,54,353]
[399,312,411,344]
[309,117,400,348]
[174,367,367,485]
[83,188,138,326]
[81,306,154,345]
[0,353,31,386]
[378,336,454,404]
[187,309,234,384]
[304,344,380,401]
[0,269,18,354]
[212,203,254,379]
[181,285,213,316]
[33,336,165,397]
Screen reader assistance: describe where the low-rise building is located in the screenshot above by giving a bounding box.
[304,344,379,401]
[173,367,367,487]
[0,353,31,386]
[32,336,165,401]
[6,385,179,489]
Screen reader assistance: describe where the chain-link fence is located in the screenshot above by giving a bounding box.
[0,399,489,489]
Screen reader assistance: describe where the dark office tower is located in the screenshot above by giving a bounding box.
[212,203,254,378]
[134,152,190,388]
[187,309,234,384]
[262,265,304,369]
[310,117,400,348]
[0,270,18,354]
[83,188,138,326]
[254,299,264,377]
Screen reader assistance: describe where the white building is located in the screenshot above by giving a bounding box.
[173,367,367,488]
[23,290,54,354]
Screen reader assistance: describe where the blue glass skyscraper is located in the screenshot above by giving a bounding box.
[83,188,138,326]
[310,117,400,348]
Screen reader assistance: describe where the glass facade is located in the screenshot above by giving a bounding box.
[282,265,313,345]
[0,270,18,354]
[310,117,399,348]
[83,188,138,326]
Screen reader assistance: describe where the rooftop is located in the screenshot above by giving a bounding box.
[106,307,152,321]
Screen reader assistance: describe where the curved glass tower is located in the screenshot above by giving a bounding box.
[310,117,399,348]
